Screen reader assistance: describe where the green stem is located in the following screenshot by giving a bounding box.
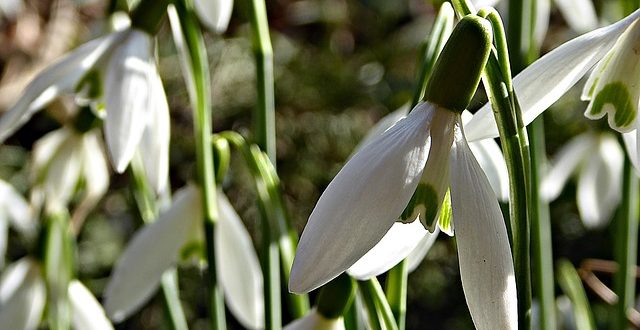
[528,117,556,330]
[130,0,173,35]
[358,279,398,330]
[343,295,364,330]
[557,260,596,330]
[219,132,283,329]
[173,1,225,328]
[613,157,638,329]
[43,211,74,330]
[385,259,408,330]
[247,0,276,165]
[129,161,189,330]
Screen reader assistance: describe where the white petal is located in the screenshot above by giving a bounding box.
[69,281,114,330]
[43,131,84,211]
[139,68,170,193]
[194,0,234,33]
[0,258,45,330]
[104,185,202,322]
[555,0,598,33]
[0,180,34,236]
[449,123,517,330]
[406,226,440,272]
[104,29,155,173]
[289,102,434,293]
[80,132,110,203]
[541,133,593,201]
[167,6,196,106]
[622,131,640,175]
[406,107,455,229]
[468,138,510,202]
[347,220,428,280]
[284,309,345,330]
[577,134,623,228]
[355,105,410,153]
[31,126,70,179]
[582,19,640,133]
[0,216,7,268]
[0,32,124,143]
[465,9,640,141]
[215,192,264,329]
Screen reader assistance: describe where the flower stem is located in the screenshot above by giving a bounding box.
[343,295,364,330]
[613,157,638,329]
[43,211,74,330]
[557,260,596,330]
[247,0,276,165]
[385,259,408,330]
[358,279,398,330]
[528,117,556,330]
[130,0,173,35]
[129,160,189,330]
[172,1,225,328]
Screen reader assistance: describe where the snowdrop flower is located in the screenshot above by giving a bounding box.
[30,124,108,217]
[0,180,34,268]
[104,185,264,329]
[290,16,517,330]
[284,308,344,330]
[345,107,508,280]
[0,26,170,192]
[541,133,623,228]
[194,0,233,33]
[0,258,112,330]
[465,9,640,142]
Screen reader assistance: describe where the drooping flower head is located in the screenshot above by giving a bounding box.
[290,15,517,330]
[0,12,170,193]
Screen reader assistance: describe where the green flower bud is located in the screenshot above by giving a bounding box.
[424,15,493,113]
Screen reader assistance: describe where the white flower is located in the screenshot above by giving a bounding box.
[345,107,508,280]
[541,133,623,228]
[465,9,640,142]
[0,180,34,268]
[104,185,264,329]
[194,0,233,33]
[0,258,45,330]
[0,258,114,330]
[0,28,170,192]
[284,308,344,330]
[31,126,109,215]
[289,102,517,330]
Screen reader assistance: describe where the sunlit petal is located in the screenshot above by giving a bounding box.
[0,32,124,143]
[289,102,434,293]
[104,30,155,173]
[0,258,45,330]
[43,131,83,211]
[347,220,428,280]
[465,9,640,141]
[449,123,517,330]
[104,186,202,322]
[577,134,623,228]
[194,0,234,33]
[541,133,593,201]
[355,105,409,152]
[69,281,114,330]
[534,0,550,47]
[215,192,264,329]
[139,68,170,193]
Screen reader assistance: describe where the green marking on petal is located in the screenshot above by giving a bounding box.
[438,190,453,236]
[400,183,438,228]
[589,82,636,130]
